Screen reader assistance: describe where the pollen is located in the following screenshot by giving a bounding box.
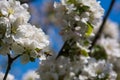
[8,8,14,15]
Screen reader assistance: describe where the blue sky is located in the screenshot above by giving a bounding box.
[0,0,120,80]
[100,0,120,22]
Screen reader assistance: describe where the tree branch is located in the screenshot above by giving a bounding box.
[3,54,13,80]
[56,40,69,59]
[3,54,23,80]
[19,0,36,4]
[89,0,116,52]
[13,54,23,61]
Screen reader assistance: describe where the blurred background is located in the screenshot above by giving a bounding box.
[0,0,120,80]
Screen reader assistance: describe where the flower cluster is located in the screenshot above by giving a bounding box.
[0,0,119,80]
[93,20,120,79]
[51,0,104,58]
[53,0,104,40]
[38,55,117,80]
[0,0,49,63]
[37,0,118,80]
[95,20,120,62]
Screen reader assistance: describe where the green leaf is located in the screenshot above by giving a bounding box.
[35,48,41,52]
[92,45,107,60]
[75,5,90,14]
[83,40,90,46]
[67,0,77,4]
[85,22,93,37]
[11,25,17,34]
[81,49,88,57]
[81,6,90,11]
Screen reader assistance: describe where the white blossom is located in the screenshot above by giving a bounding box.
[60,0,104,25]
[0,0,30,23]
[97,37,120,61]
[38,55,87,80]
[0,72,14,80]
[94,20,120,62]
[52,0,104,56]
[94,20,119,39]
[0,0,50,62]
[78,75,88,80]
[80,0,104,19]
[10,23,49,63]
[82,60,117,79]
[37,55,116,80]
[61,0,76,14]
[22,70,40,80]
[103,20,119,39]
[12,24,49,50]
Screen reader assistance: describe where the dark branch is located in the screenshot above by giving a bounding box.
[56,40,68,59]
[19,0,36,4]
[3,53,23,80]
[3,54,13,80]
[13,54,23,61]
[89,0,116,51]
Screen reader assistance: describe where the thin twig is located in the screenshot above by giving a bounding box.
[3,54,13,80]
[89,0,116,52]
[56,40,69,59]
[3,54,23,80]
[56,38,76,59]
[13,54,23,61]
[19,0,35,4]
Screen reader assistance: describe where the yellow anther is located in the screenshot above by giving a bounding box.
[8,8,14,15]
